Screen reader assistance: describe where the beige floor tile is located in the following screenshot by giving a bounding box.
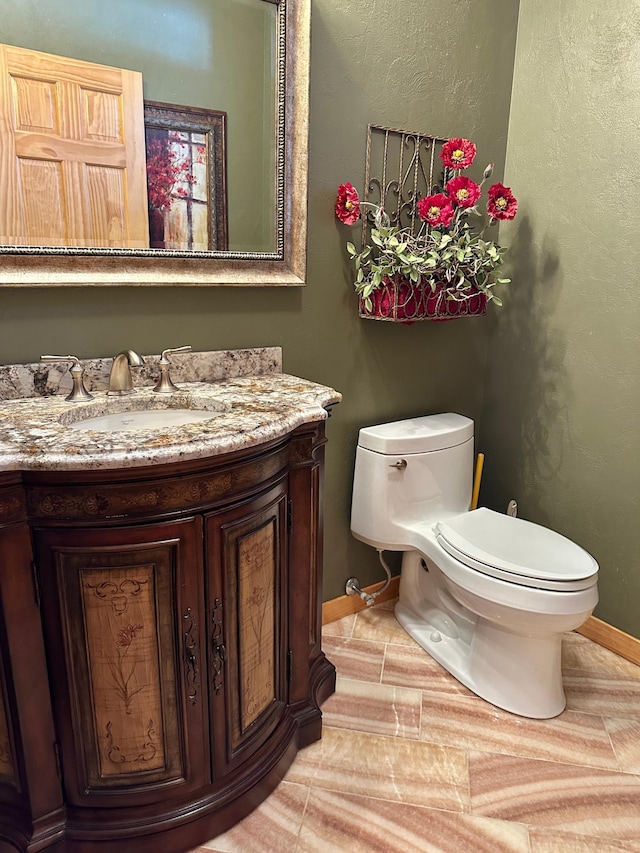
[382,642,475,696]
[375,597,397,611]
[189,605,640,853]
[198,781,309,853]
[352,606,418,646]
[296,789,530,853]
[469,751,640,843]
[564,668,640,719]
[321,635,385,683]
[320,675,422,739]
[284,725,468,812]
[189,841,226,853]
[420,692,619,770]
[323,613,356,638]
[191,848,227,852]
[563,633,640,680]
[529,827,640,852]
[604,715,640,773]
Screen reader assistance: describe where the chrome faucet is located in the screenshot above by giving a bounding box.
[107,350,145,395]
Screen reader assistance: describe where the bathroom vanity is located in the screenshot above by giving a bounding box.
[0,348,340,852]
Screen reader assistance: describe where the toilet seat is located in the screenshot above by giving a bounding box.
[435,508,599,592]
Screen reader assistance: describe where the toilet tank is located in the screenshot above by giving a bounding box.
[351,413,475,550]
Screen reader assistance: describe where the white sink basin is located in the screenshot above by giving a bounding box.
[68,409,222,432]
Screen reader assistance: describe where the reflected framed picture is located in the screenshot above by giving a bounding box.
[144,101,228,251]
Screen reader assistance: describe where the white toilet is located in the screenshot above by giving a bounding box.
[350,413,599,719]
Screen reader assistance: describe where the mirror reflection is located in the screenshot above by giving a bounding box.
[0,0,280,256]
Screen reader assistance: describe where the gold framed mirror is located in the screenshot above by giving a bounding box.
[0,0,310,286]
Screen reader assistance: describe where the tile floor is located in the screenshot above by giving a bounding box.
[192,602,640,852]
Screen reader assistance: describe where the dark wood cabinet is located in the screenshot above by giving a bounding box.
[0,421,334,852]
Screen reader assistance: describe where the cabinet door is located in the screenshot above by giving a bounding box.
[34,517,209,807]
[205,482,289,776]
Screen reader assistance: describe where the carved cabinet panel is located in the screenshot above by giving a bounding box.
[206,481,288,776]
[34,517,209,806]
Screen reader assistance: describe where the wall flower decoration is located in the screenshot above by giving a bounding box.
[446,176,482,209]
[335,136,518,320]
[440,137,477,170]
[335,182,361,225]
[487,182,518,221]
[416,193,455,228]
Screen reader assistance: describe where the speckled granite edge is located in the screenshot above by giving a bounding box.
[0,373,342,472]
[0,347,282,401]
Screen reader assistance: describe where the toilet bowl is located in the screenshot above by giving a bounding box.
[350,413,599,719]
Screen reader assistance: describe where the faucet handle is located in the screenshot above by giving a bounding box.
[160,345,192,362]
[153,345,192,394]
[41,355,94,402]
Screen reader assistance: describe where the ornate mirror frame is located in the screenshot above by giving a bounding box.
[0,0,310,288]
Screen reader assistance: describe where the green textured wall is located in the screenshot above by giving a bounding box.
[479,0,640,637]
[0,0,519,601]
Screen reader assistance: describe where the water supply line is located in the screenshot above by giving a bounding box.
[345,550,393,607]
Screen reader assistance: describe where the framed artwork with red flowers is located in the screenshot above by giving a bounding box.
[144,101,228,252]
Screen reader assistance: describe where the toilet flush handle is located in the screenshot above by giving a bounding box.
[389,459,407,470]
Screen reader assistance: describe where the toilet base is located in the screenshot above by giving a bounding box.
[395,600,567,719]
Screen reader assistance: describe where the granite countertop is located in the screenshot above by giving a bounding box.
[0,349,341,472]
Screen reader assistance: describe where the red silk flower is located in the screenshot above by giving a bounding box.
[417,193,455,228]
[335,182,361,225]
[487,182,518,221]
[446,176,481,209]
[440,138,477,170]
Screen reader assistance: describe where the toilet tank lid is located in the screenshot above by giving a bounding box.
[358,413,474,454]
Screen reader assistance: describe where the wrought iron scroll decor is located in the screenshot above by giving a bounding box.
[361,124,448,249]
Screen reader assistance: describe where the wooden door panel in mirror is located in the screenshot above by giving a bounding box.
[0,43,149,248]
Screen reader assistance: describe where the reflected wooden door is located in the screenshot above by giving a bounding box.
[0,43,149,248]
